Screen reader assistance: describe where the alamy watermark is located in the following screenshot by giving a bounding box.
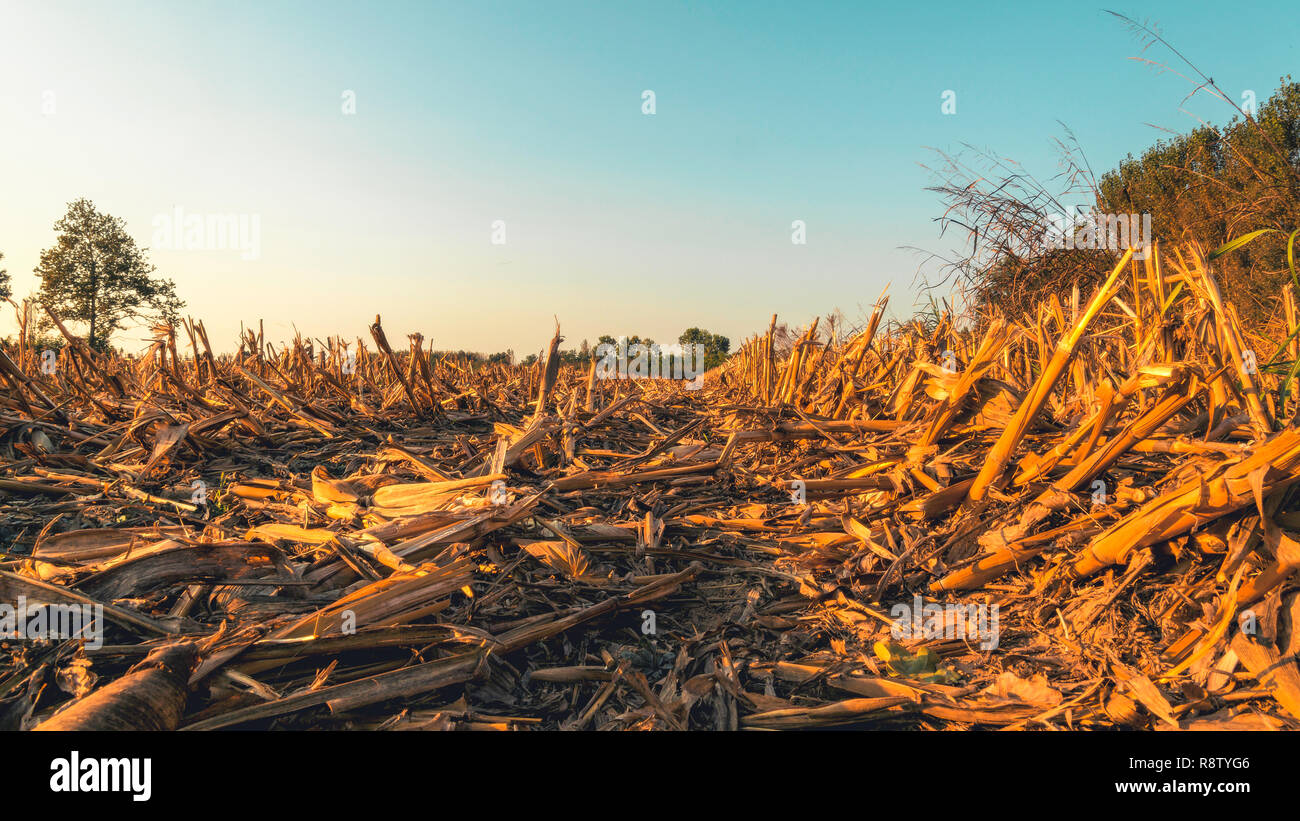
[1040,209,1153,260]
[50,751,151,802]
[1242,89,1257,118]
[489,479,510,505]
[789,479,806,505]
[594,338,706,390]
[151,207,261,260]
[890,594,999,650]
[1,597,104,649]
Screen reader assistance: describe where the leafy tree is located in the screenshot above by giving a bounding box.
[34,198,184,350]
[1099,79,1300,325]
[596,334,654,350]
[679,327,730,370]
[924,71,1300,326]
[0,251,10,301]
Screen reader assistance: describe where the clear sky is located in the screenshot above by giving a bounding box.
[0,1,1296,355]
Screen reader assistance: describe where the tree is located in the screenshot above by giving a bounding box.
[34,198,183,350]
[679,327,730,370]
[597,334,654,350]
[1099,79,1300,325]
[0,251,10,301]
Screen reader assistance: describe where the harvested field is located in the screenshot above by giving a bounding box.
[3,243,1300,730]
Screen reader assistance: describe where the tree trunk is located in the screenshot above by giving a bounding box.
[88,253,97,349]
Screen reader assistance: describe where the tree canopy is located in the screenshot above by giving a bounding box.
[678,327,730,370]
[1099,79,1300,323]
[34,198,184,350]
[925,80,1300,327]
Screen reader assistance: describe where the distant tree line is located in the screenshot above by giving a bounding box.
[513,330,730,369]
[2,200,737,363]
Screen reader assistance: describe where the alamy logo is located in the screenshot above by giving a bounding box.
[489,479,510,505]
[50,751,151,802]
[1,597,103,649]
[941,349,957,374]
[1040,210,1153,260]
[789,479,806,505]
[151,207,261,260]
[890,594,999,650]
[594,339,706,390]
[940,89,956,115]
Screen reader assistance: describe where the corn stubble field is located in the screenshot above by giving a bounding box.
[4,242,1300,731]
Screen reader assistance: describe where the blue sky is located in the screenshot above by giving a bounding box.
[1,0,1296,354]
